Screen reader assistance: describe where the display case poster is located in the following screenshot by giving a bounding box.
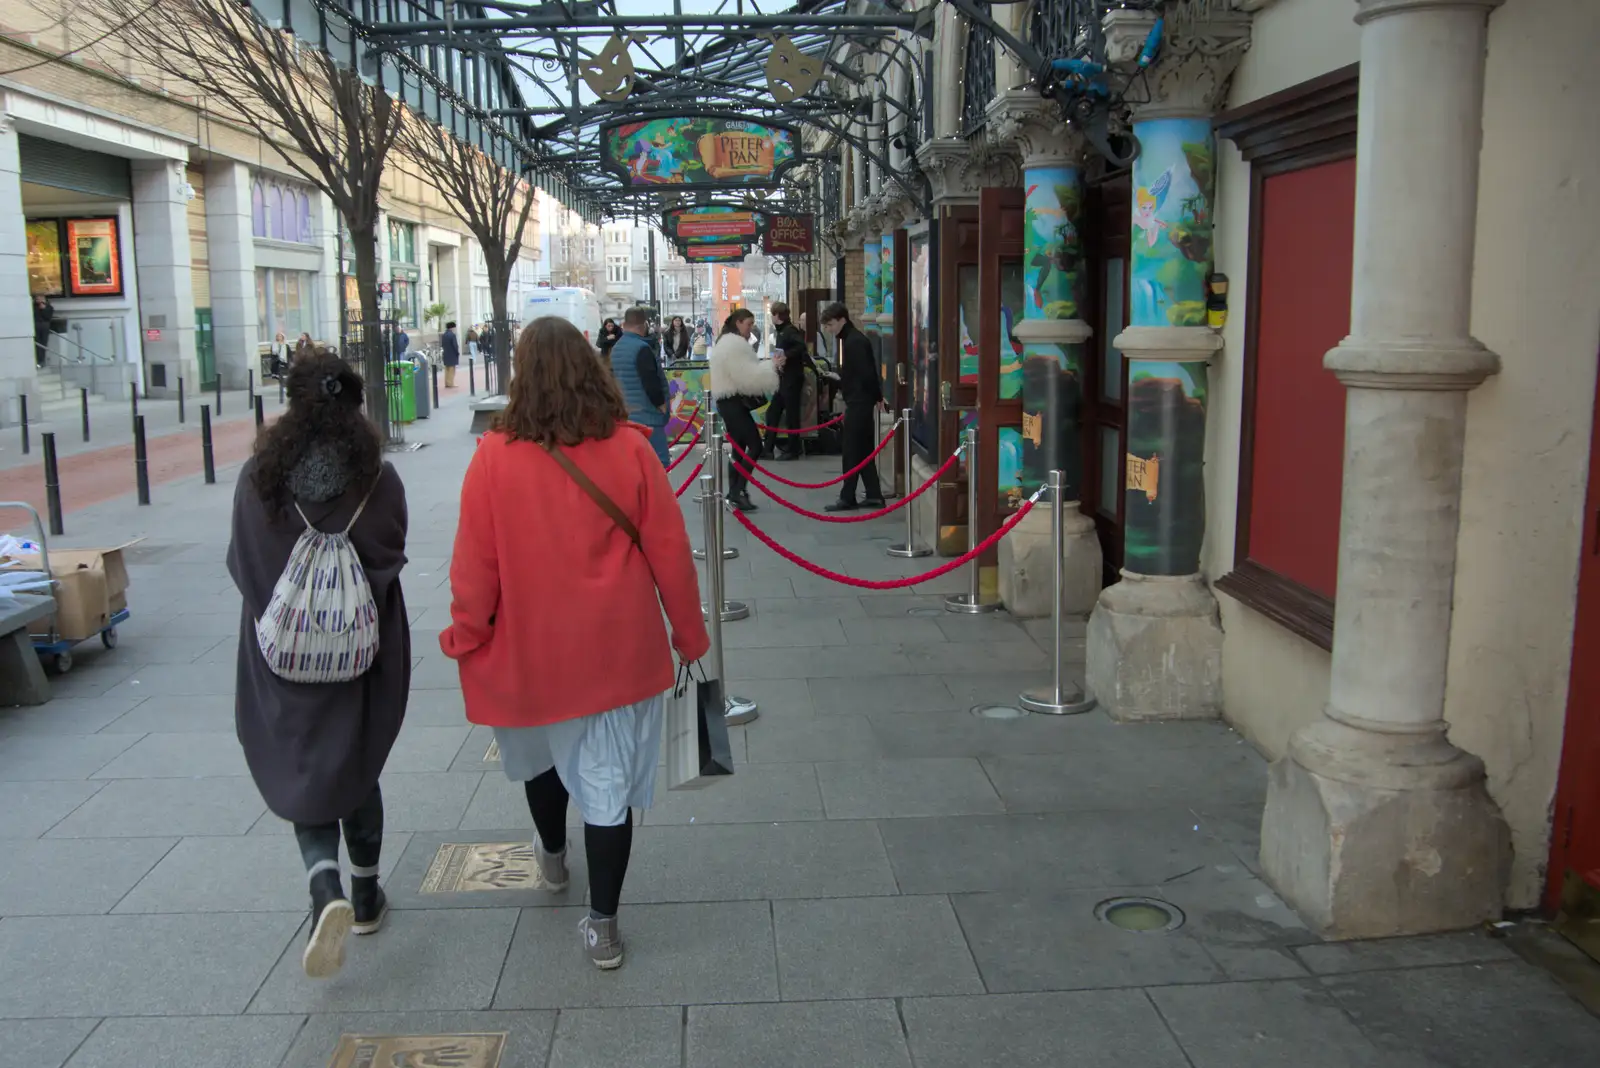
[763,214,814,255]
[602,117,797,188]
[910,234,932,449]
[66,217,122,297]
[26,219,64,296]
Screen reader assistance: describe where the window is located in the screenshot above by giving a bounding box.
[251,177,314,243]
[390,278,418,328]
[607,255,630,284]
[255,267,317,341]
[1214,66,1359,651]
[388,219,417,265]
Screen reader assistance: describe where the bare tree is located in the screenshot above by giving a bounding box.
[93,0,400,408]
[395,116,534,392]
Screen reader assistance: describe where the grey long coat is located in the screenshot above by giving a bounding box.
[227,459,411,825]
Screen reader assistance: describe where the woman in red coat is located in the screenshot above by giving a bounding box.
[441,316,709,971]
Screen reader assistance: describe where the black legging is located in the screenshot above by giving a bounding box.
[293,783,384,881]
[524,769,633,917]
[763,373,805,453]
[717,398,763,499]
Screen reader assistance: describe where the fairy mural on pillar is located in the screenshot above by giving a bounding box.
[862,240,881,317]
[1024,168,1084,320]
[1129,117,1216,328]
[880,235,896,318]
[998,262,1025,400]
[1020,165,1086,502]
[1123,360,1208,575]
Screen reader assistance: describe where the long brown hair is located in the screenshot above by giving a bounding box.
[493,316,628,446]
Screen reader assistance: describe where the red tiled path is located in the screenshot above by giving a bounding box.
[0,416,270,521]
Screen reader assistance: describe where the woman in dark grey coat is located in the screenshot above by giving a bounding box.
[227,352,411,979]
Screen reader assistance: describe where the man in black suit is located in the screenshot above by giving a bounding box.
[762,301,812,460]
[819,302,885,511]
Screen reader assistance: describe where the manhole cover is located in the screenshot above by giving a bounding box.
[970,704,1027,720]
[1095,896,1184,932]
[907,607,945,617]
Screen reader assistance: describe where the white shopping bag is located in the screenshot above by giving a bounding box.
[665,662,735,790]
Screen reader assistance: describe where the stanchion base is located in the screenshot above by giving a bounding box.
[1018,684,1097,715]
[944,593,1002,615]
[725,695,759,726]
[702,600,750,622]
[692,546,739,560]
[888,542,933,559]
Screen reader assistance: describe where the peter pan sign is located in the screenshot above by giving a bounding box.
[602,117,798,189]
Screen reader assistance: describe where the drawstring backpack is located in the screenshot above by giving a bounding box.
[255,481,381,683]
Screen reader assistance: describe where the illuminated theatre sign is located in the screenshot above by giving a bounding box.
[664,206,766,241]
[763,213,814,255]
[601,117,798,189]
[684,243,751,263]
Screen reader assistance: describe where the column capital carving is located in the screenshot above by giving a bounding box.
[1106,6,1253,120]
[916,136,1023,204]
[833,209,866,251]
[1356,0,1505,25]
[1324,337,1500,391]
[985,89,1088,170]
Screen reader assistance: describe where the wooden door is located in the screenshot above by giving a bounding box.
[975,187,1025,565]
[797,286,832,363]
[1548,344,1600,964]
[1085,175,1131,580]
[937,204,982,553]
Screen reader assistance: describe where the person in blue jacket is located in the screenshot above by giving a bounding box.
[609,306,671,464]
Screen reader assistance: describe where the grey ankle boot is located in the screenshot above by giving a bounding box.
[577,914,624,970]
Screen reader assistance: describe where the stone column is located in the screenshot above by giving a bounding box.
[0,115,34,425]
[1259,0,1509,938]
[204,160,256,389]
[130,159,198,397]
[987,90,1103,619]
[1086,8,1249,720]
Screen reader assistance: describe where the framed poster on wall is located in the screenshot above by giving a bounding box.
[26,219,65,296]
[66,216,122,297]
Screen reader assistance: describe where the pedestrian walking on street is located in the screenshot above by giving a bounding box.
[441,320,460,388]
[441,316,709,971]
[762,301,812,460]
[598,317,622,356]
[466,326,480,371]
[227,352,412,980]
[610,306,672,465]
[665,315,692,363]
[32,294,54,369]
[296,332,318,364]
[709,308,778,512]
[268,331,292,379]
[820,302,886,511]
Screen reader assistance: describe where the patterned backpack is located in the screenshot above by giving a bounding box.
[255,483,381,683]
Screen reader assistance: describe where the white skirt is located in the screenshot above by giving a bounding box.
[492,695,663,827]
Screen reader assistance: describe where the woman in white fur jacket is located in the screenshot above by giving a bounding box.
[708,309,779,512]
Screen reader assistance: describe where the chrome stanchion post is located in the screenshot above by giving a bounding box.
[693,404,738,561]
[945,427,1002,614]
[888,408,931,559]
[700,430,749,622]
[1019,470,1096,714]
[700,469,724,685]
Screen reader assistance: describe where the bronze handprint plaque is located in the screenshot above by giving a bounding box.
[327,1032,507,1068]
[419,842,544,894]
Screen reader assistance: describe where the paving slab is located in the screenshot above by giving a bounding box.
[900,990,1193,1068]
[642,761,823,825]
[61,1014,306,1068]
[0,779,105,838]
[278,1010,557,1068]
[625,820,897,902]
[0,837,174,915]
[0,696,143,736]
[46,776,266,837]
[1,1019,98,1068]
[549,1006,682,1068]
[687,1000,912,1068]
[772,895,984,1000]
[1150,980,1415,1068]
[816,757,1004,819]
[0,733,137,781]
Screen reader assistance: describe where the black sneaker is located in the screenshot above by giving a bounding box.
[350,875,388,936]
[731,493,758,513]
[824,499,860,512]
[302,869,354,978]
[862,498,886,510]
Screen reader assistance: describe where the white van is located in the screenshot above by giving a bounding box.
[524,287,602,346]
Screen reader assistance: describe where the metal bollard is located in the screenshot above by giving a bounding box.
[80,389,90,443]
[278,372,285,404]
[699,431,749,622]
[201,405,216,485]
[945,427,1002,614]
[130,385,138,433]
[215,374,223,417]
[248,368,255,399]
[133,414,150,505]
[468,358,476,396]
[178,377,185,424]
[19,394,28,455]
[431,363,440,409]
[1018,470,1096,714]
[42,432,63,536]
[254,394,264,429]
[887,407,931,559]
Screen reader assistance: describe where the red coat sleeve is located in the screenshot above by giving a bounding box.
[440,441,500,660]
[635,437,710,662]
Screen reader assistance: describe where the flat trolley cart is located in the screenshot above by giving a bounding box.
[0,501,129,676]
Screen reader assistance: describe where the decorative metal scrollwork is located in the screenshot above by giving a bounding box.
[961,2,996,136]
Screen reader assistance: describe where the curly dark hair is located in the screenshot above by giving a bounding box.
[493,316,628,446]
[251,352,382,517]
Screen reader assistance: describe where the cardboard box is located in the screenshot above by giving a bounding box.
[7,541,138,643]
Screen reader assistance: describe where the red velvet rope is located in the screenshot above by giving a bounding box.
[732,497,1038,590]
[744,448,961,523]
[764,412,844,435]
[725,422,899,489]
[666,420,704,470]
[674,460,704,498]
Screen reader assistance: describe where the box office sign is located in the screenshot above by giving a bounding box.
[763,213,814,255]
[602,116,798,189]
